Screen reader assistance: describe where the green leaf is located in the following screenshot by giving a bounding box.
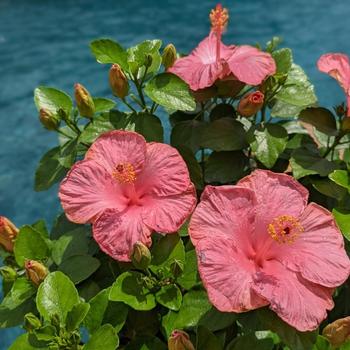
[177,249,201,290]
[249,124,288,168]
[14,225,50,267]
[311,178,347,201]
[205,151,248,184]
[85,287,128,333]
[8,334,47,350]
[199,307,237,332]
[58,255,100,284]
[290,144,337,179]
[200,118,247,151]
[51,227,90,265]
[299,107,338,136]
[271,64,317,118]
[34,86,72,116]
[150,234,185,277]
[66,302,90,332]
[125,336,167,350]
[36,271,80,325]
[145,73,196,111]
[209,103,236,121]
[272,48,293,74]
[127,39,162,75]
[90,38,128,70]
[196,326,223,350]
[227,333,274,350]
[162,290,211,337]
[155,284,182,311]
[93,97,116,113]
[333,207,350,240]
[312,336,332,350]
[34,146,69,191]
[171,120,205,153]
[109,271,156,311]
[51,213,80,240]
[329,170,350,191]
[0,298,35,328]
[84,324,119,350]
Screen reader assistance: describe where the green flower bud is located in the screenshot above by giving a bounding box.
[109,64,129,99]
[74,83,95,118]
[131,241,151,269]
[170,259,184,278]
[24,313,42,331]
[0,266,17,282]
[168,330,195,350]
[39,109,59,131]
[25,260,48,287]
[162,44,177,69]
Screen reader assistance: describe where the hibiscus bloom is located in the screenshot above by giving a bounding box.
[317,53,350,117]
[168,4,276,91]
[59,130,196,261]
[189,170,350,331]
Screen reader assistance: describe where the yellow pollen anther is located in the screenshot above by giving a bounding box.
[112,162,136,184]
[210,4,229,34]
[267,215,303,244]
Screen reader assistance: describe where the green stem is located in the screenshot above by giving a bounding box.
[56,128,72,139]
[130,94,144,109]
[323,135,344,158]
[121,98,137,112]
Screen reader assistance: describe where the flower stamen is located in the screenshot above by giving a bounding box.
[112,162,136,184]
[268,215,303,244]
[210,4,229,35]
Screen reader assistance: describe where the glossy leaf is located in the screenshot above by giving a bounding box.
[84,324,119,350]
[272,48,293,74]
[227,333,274,350]
[93,97,116,113]
[155,284,182,311]
[196,326,222,350]
[329,170,350,191]
[333,207,350,240]
[66,302,90,332]
[177,249,201,290]
[8,334,47,350]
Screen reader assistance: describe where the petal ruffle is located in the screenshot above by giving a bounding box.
[59,160,125,224]
[136,142,191,197]
[278,203,350,287]
[252,260,334,331]
[189,185,256,253]
[142,184,197,233]
[227,45,276,86]
[196,237,268,312]
[93,207,152,261]
[85,130,147,175]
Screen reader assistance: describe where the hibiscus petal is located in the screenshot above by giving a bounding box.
[136,142,191,197]
[278,203,350,287]
[227,45,276,86]
[93,207,152,261]
[142,184,197,233]
[189,185,256,253]
[59,160,126,224]
[85,130,147,175]
[317,53,350,92]
[237,170,309,230]
[196,237,268,312]
[252,260,334,331]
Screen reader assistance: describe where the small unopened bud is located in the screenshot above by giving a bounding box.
[145,54,153,68]
[170,259,184,278]
[25,260,48,287]
[39,109,59,131]
[323,317,350,347]
[74,83,95,118]
[0,216,18,252]
[131,241,151,269]
[0,266,17,282]
[24,313,42,331]
[168,330,195,350]
[109,64,129,99]
[162,44,177,69]
[237,91,264,117]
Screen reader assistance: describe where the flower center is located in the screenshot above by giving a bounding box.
[267,215,303,244]
[112,162,136,184]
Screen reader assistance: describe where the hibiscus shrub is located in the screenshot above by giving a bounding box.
[2,4,350,350]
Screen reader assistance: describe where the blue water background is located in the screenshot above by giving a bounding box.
[1,0,350,347]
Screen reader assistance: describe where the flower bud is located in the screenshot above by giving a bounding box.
[168,330,195,350]
[74,83,95,118]
[170,259,184,278]
[237,91,264,117]
[322,317,350,347]
[0,216,18,252]
[25,260,48,287]
[109,64,129,99]
[131,241,151,269]
[0,266,17,282]
[24,313,42,331]
[39,109,59,131]
[162,44,177,69]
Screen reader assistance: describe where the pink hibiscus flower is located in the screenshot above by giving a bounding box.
[318,53,350,117]
[189,170,350,331]
[168,4,276,91]
[59,130,196,261]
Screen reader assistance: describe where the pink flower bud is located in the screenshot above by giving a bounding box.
[0,216,18,252]
[237,91,264,117]
[25,260,48,287]
[168,330,195,350]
